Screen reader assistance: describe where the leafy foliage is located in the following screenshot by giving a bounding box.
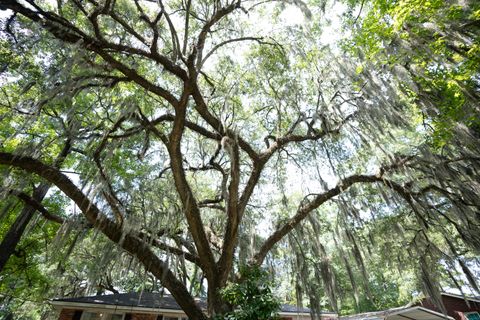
[344,0,480,146]
[217,266,280,320]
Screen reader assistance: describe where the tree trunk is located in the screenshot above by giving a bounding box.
[0,184,50,271]
[207,277,231,317]
[0,140,71,271]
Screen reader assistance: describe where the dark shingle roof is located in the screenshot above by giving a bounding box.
[54,292,330,314]
[280,303,312,313]
[339,308,395,320]
[54,292,203,310]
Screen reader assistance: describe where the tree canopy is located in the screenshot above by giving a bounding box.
[0,0,479,319]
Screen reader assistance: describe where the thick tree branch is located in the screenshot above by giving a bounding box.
[0,139,71,271]
[237,161,265,217]
[0,152,207,320]
[167,88,217,278]
[252,173,382,265]
[252,155,414,265]
[118,113,221,142]
[95,51,180,106]
[150,114,221,141]
[218,136,241,284]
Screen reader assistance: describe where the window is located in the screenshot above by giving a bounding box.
[73,311,83,320]
[466,312,480,320]
[80,312,102,320]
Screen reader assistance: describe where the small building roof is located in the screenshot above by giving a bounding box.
[339,306,454,320]
[52,292,335,315]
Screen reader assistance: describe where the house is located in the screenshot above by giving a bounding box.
[418,292,480,320]
[50,292,338,320]
[339,292,480,320]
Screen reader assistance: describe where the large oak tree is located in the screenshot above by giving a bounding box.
[0,0,479,319]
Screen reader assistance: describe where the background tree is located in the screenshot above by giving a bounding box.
[343,0,480,145]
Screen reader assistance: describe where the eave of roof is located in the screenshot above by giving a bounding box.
[440,293,480,303]
[50,293,336,316]
[50,301,187,315]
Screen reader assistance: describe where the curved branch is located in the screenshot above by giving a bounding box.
[251,154,416,265]
[0,152,206,320]
[259,113,356,160]
[252,173,382,265]
[200,36,267,68]
[195,0,242,70]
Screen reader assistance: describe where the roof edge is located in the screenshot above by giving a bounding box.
[440,293,480,303]
[50,300,332,316]
[50,301,185,315]
[387,306,455,320]
[339,305,456,320]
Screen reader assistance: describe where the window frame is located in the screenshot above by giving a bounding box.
[79,311,98,320]
[108,313,126,320]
